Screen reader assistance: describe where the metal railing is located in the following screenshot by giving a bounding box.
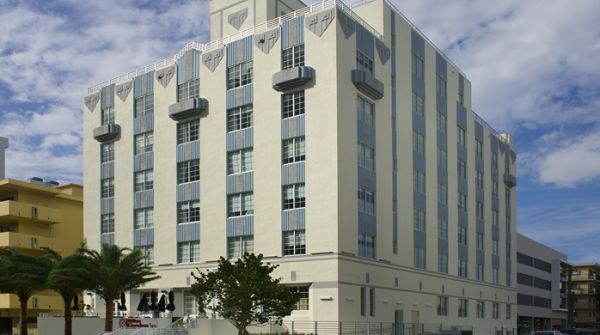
[261,321,474,335]
[87,0,383,93]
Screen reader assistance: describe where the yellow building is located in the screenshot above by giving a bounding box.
[572,263,600,331]
[0,178,83,333]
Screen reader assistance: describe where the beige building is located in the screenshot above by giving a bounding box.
[83,0,517,333]
[572,263,600,331]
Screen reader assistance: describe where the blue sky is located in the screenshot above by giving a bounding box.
[0,0,598,263]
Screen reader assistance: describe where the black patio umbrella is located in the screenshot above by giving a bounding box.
[136,293,150,312]
[72,294,79,311]
[158,294,166,313]
[149,291,158,311]
[119,292,127,311]
[166,290,175,312]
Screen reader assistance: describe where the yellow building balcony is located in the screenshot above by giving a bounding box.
[0,232,60,252]
[0,200,62,225]
[0,293,63,311]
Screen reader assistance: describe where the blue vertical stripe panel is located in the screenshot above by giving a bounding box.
[226,216,254,237]
[281,162,305,185]
[133,113,154,135]
[281,115,305,140]
[101,84,115,109]
[357,166,376,191]
[100,198,114,214]
[391,10,398,250]
[226,127,254,152]
[134,72,154,98]
[357,120,375,146]
[134,190,154,209]
[226,85,253,109]
[358,212,377,236]
[281,208,306,231]
[176,141,200,162]
[133,228,154,246]
[226,36,253,67]
[176,181,201,202]
[282,19,289,49]
[134,151,154,172]
[100,162,114,179]
[355,23,374,59]
[176,222,201,242]
[226,171,254,194]
[282,16,304,49]
[177,49,201,84]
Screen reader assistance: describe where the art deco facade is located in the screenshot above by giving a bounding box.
[83,0,518,332]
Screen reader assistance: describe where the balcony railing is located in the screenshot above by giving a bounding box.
[0,200,62,224]
[0,232,59,251]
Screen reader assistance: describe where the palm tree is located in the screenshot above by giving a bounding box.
[82,243,159,331]
[45,247,94,335]
[0,247,53,335]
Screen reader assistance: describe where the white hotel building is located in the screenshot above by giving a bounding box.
[83,0,518,333]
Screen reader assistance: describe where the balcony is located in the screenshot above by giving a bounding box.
[93,124,120,142]
[0,232,59,252]
[168,97,209,121]
[272,66,314,92]
[0,200,62,224]
[504,173,516,188]
[351,69,384,100]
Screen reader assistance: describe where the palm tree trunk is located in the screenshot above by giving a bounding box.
[18,294,29,335]
[104,297,114,331]
[63,296,72,335]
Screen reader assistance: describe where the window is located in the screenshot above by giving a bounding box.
[283,137,305,164]
[458,226,467,245]
[476,301,485,319]
[227,105,253,131]
[458,260,467,278]
[492,152,498,170]
[227,148,253,175]
[492,302,499,319]
[413,169,425,195]
[437,75,447,99]
[227,236,254,259]
[412,52,424,80]
[283,183,305,209]
[134,207,154,229]
[369,288,375,316]
[492,268,499,284]
[358,234,375,258]
[177,160,200,184]
[414,208,426,232]
[476,139,483,159]
[458,92,464,105]
[227,192,253,217]
[457,159,467,179]
[437,296,449,316]
[437,112,447,134]
[477,263,484,281]
[438,217,448,240]
[413,131,425,155]
[177,78,200,102]
[356,50,373,74]
[177,241,200,263]
[227,61,253,89]
[184,291,199,316]
[357,96,375,127]
[412,93,424,117]
[437,148,447,171]
[358,188,375,216]
[134,170,153,192]
[101,107,114,125]
[177,200,200,223]
[101,213,114,233]
[506,188,512,211]
[505,304,511,319]
[492,239,499,256]
[458,299,468,317]
[282,91,305,118]
[134,94,154,118]
[438,184,448,206]
[457,126,466,147]
[135,132,153,155]
[360,287,366,316]
[101,142,114,163]
[476,171,484,189]
[282,44,305,69]
[476,201,484,220]
[458,192,467,212]
[357,142,375,171]
[101,178,114,198]
[177,119,199,144]
[414,247,425,269]
[438,253,448,273]
[135,245,154,265]
[283,230,306,255]
[477,232,484,250]
[288,286,309,310]
[492,180,499,198]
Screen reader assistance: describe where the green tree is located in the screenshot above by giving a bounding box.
[0,248,53,335]
[82,243,159,331]
[45,246,94,335]
[191,253,298,335]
